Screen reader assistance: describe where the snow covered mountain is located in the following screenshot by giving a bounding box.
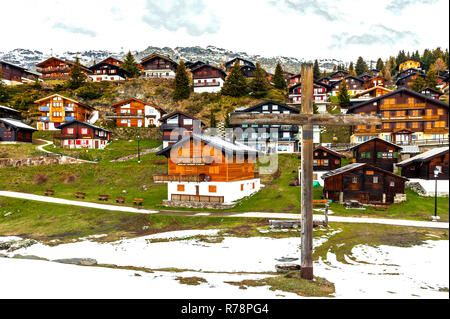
[0,46,352,74]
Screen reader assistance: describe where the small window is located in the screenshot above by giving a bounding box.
[177,185,185,192]
[373,176,378,183]
[390,181,395,187]
[352,177,358,184]
[209,185,217,193]
[184,119,193,125]
[241,184,244,191]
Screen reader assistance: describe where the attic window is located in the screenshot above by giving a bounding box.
[352,177,358,184]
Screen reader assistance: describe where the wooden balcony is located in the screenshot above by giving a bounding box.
[153,175,208,183]
[171,194,224,203]
[423,128,449,134]
[193,82,221,87]
[380,103,426,110]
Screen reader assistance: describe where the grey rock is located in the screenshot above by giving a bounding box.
[276,257,299,263]
[13,254,48,261]
[275,263,301,273]
[7,239,37,251]
[0,242,11,250]
[0,253,8,258]
[53,258,98,266]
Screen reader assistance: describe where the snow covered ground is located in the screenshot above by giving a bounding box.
[0,230,448,299]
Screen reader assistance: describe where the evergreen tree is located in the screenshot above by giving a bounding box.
[396,50,407,66]
[173,60,190,101]
[67,57,87,90]
[224,112,231,128]
[383,63,394,89]
[433,58,446,76]
[249,63,269,98]
[355,57,368,76]
[122,51,141,78]
[209,109,217,128]
[410,72,426,92]
[313,60,320,80]
[348,62,356,76]
[272,62,287,90]
[422,49,433,71]
[424,64,438,89]
[337,79,350,108]
[376,58,384,71]
[221,60,248,97]
[0,70,10,103]
[388,56,397,75]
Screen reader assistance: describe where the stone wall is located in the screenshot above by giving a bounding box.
[162,200,236,210]
[0,156,89,168]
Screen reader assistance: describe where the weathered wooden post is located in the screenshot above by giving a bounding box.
[300,65,314,280]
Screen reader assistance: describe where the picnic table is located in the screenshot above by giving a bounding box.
[75,192,86,199]
[115,196,126,204]
[133,198,144,207]
[98,194,110,201]
[45,190,55,196]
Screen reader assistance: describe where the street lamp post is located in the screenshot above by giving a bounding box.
[433,167,440,221]
[137,135,141,164]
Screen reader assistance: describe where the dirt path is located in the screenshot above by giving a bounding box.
[1,191,448,229]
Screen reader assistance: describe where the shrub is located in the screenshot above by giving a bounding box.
[33,174,48,185]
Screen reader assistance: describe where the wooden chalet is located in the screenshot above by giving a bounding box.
[140,53,178,78]
[420,87,443,100]
[363,76,386,89]
[0,60,39,85]
[154,133,261,206]
[347,88,449,145]
[350,137,402,172]
[397,68,424,79]
[159,111,206,149]
[54,120,111,149]
[317,76,331,86]
[288,73,301,87]
[225,57,255,72]
[192,64,227,93]
[330,76,365,96]
[36,57,92,80]
[313,146,345,171]
[89,58,130,82]
[288,81,330,113]
[353,86,392,99]
[399,60,421,72]
[397,147,449,180]
[371,69,381,77]
[322,163,408,204]
[35,94,94,131]
[0,105,22,120]
[396,72,424,88]
[0,118,36,143]
[359,73,373,82]
[185,61,205,70]
[108,98,165,128]
[329,70,348,80]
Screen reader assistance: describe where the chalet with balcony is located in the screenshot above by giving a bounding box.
[192,64,227,93]
[54,120,111,149]
[396,72,424,88]
[108,98,166,127]
[397,147,449,180]
[399,60,421,72]
[232,100,319,153]
[397,68,424,79]
[364,76,386,89]
[36,57,92,81]
[288,73,301,87]
[185,61,205,71]
[350,137,402,172]
[330,76,365,96]
[0,118,36,143]
[353,86,392,100]
[89,58,130,82]
[140,53,178,78]
[159,111,206,148]
[317,76,331,86]
[359,73,373,82]
[154,133,261,207]
[225,58,255,73]
[0,60,39,85]
[371,69,381,77]
[0,105,22,120]
[347,88,449,145]
[420,87,443,100]
[329,70,348,80]
[288,81,330,113]
[35,94,94,131]
[322,163,408,204]
[313,146,345,171]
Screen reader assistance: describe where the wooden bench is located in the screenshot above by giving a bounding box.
[133,198,144,207]
[115,196,126,204]
[98,195,110,201]
[313,199,329,208]
[45,190,55,196]
[75,192,86,199]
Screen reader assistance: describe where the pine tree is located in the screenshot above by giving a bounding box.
[422,49,433,71]
[388,57,397,75]
[122,51,140,78]
[424,64,438,89]
[376,58,384,71]
[411,72,426,92]
[67,57,87,90]
[355,57,368,76]
[173,60,190,101]
[0,70,10,103]
[224,112,231,128]
[313,60,320,80]
[250,63,269,98]
[396,50,407,66]
[383,63,394,89]
[221,60,248,97]
[272,62,286,90]
[210,109,217,128]
[348,62,356,76]
[337,79,350,108]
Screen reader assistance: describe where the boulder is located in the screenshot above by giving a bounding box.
[13,254,48,261]
[275,263,301,273]
[53,258,98,266]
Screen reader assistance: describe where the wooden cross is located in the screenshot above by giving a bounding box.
[230,65,382,280]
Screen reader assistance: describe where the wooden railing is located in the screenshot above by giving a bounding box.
[171,194,224,203]
[153,175,208,182]
[380,103,426,110]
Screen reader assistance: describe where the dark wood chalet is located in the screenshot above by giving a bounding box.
[288,73,301,87]
[185,61,205,70]
[89,59,130,82]
[330,76,365,96]
[329,70,348,80]
[317,76,331,86]
[140,53,178,78]
[396,72,424,88]
[192,64,227,93]
[322,163,408,204]
[313,146,345,171]
[0,60,39,85]
[233,100,301,153]
[240,65,256,78]
[397,147,449,180]
[225,58,255,72]
[54,120,111,149]
[364,76,386,89]
[359,73,373,82]
[0,118,36,143]
[350,137,402,172]
[347,88,449,145]
[0,105,22,120]
[371,69,381,77]
[420,87,443,100]
[36,57,92,80]
[159,111,206,148]
[397,68,424,79]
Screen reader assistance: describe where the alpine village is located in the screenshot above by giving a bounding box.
[1,46,449,299]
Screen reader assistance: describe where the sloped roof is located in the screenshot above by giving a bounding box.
[234,100,300,114]
[353,86,392,98]
[141,53,177,65]
[321,162,408,180]
[109,98,166,114]
[159,110,206,125]
[36,57,92,73]
[397,147,449,167]
[34,94,94,110]
[191,64,227,78]
[156,133,261,157]
[0,105,21,113]
[314,146,346,158]
[349,137,402,151]
[0,118,36,131]
[225,57,255,68]
[57,120,111,133]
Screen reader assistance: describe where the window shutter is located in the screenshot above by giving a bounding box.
[393,152,398,159]
[377,152,382,159]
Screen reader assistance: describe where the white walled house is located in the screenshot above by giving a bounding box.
[55,120,111,149]
[191,64,227,93]
[154,134,261,207]
[108,98,166,128]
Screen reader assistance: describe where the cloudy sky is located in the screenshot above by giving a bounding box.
[2,0,449,61]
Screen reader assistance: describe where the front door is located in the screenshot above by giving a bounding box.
[138,119,142,127]
[358,192,370,203]
[127,120,131,127]
[95,140,99,149]
[195,186,199,196]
